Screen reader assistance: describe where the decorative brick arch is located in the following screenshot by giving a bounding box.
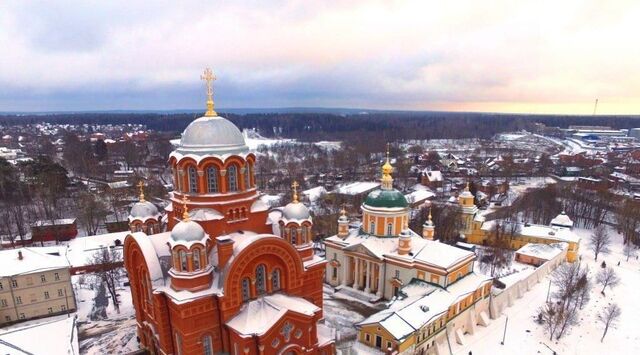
[278,344,304,355]
[197,156,225,171]
[224,237,304,308]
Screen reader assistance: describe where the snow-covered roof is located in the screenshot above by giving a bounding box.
[0,247,69,276]
[422,170,443,182]
[303,186,327,202]
[516,243,567,261]
[328,229,474,270]
[226,293,320,336]
[65,231,130,268]
[188,208,224,221]
[404,189,435,204]
[359,273,491,341]
[335,181,380,195]
[0,314,78,355]
[550,211,574,228]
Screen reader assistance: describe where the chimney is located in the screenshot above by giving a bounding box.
[18,251,23,260]
[216,236,235,269]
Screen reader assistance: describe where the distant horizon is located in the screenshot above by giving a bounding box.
[2,106,640,117]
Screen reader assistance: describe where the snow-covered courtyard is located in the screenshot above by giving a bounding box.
[452,227,640,355]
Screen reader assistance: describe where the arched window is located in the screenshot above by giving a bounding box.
[256,264,266,295]
[290,228,297,245]
[202,335,213,355]
[147,224,154,235]
[245,163,252,189]
[241,278,250,301]
[370,221,376,234]
[135,224,142,232]
[188,166,198,193]
[272,269,281,291]
[387,223,393,236]
[228,165,238,192]
[179,250,188,271]
[206,166,218,193]
[301,226,309,243]
[193,249,201,270]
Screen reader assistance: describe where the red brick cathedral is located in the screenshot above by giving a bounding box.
[124,69,334,355]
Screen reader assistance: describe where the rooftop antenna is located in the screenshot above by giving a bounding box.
[593,98,598,115]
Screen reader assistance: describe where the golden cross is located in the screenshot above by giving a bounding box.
[181,195,190,221]
[291,180,299,203]
[200,67,217,117]
[137,180,145,202]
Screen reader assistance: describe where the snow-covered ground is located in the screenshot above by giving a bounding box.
[453,227,640,355]
[73,275,139,355]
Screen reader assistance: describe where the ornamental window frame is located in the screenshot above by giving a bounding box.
[272,268,281,291]
[188,166,198,193]
[192,248,201,270]
[256,264,267,296]
[227,165,238,192]
[207,166,219,193]
[241,277,251,301]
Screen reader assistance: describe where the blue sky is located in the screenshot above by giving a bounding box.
[1,1,639,114]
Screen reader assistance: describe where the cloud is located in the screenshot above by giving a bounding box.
[0,0,639,113]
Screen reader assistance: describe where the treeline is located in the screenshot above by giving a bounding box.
[4,111,640,141]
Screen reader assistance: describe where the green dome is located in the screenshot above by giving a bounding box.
[364,189,408,208]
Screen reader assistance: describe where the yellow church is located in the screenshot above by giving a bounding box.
[458,185,580,262]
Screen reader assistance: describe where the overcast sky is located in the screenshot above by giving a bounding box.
[1,0,639,114]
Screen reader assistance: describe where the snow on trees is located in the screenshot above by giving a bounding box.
[596,267,620,294]
[597,303,622,342]
[589,225,611,261]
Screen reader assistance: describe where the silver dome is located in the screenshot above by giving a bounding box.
[129,201,160,220]
[175,116,249,155]
[282,202,310,220]
[171,220,206,242]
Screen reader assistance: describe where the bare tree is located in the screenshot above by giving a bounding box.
[538,302,563,341]
[589,225,611,261]
[77,192,109,236]
[89,247,123,313]
[597,303,621,342]
[596,267,620,293]
[549,262,591,339]
[623,243,637,262]
[479,222,512,277]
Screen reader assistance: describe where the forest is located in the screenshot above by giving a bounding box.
[3,111,640,142]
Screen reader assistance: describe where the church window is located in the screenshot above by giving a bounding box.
[193,249,201,270]
[244,163,251,189]
[256,264,267,295]
[280,322,293,342]
[228,165,238,192]
[207,166,218,192]
[147,224,154,235]
[241,278,250,301]
[290,228,297,245]
[188,166,198,193]
[370,221,375,234]
[202,335,213,355]
[387,223,393,236]
[272,269,281,291]
[301,225,309,243]
[179,250,188,271]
